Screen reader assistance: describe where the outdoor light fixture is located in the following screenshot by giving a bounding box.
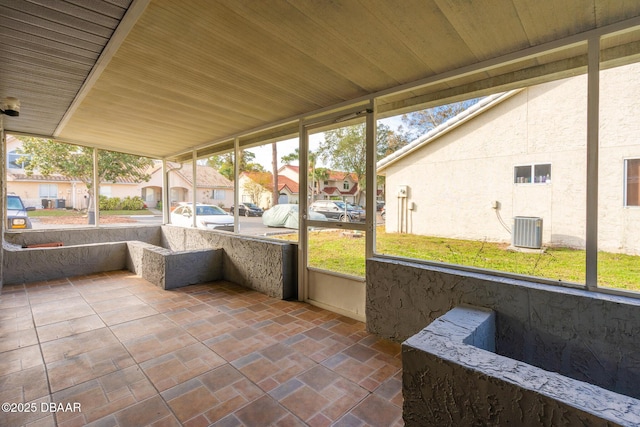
[1,97,20,117]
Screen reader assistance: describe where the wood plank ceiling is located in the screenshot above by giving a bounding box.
[1,0,640,160]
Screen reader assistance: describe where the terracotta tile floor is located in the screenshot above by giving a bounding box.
[0,271,403,426]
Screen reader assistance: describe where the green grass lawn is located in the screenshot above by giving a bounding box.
[275,228,640,291]
[28,209,83,217]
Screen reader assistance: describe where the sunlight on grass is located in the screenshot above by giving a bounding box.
[307,230,366,277]
[273,227,640,291]
[28,209,82,217]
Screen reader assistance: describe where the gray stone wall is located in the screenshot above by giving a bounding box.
[366,258,640,399]
[3,226,296,299]
[3,241,128,284]
[4,226,162,247]
[403,305,640,426]
[161,226,297,299]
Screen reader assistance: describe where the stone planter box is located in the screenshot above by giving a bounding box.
[403,305,640,426]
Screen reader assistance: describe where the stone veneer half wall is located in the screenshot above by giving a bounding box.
[366,257,640,401]
[2,226,296,300]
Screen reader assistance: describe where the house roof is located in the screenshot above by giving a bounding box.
[376,91,520,173]
[2,1,639,161]
[241,171,300,194]
[278,175,299,194]
[279,165,299,174]
[327,170,358,182]
[321,182,359,197]
[173,164,233,189]
[7,172,141,184]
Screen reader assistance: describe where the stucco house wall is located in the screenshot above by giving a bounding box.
[143,164,234,209]
[380,64,640,254]
[239,173,273,209]
[6,135,147,209]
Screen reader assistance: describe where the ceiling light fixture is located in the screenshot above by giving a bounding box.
[1,97,20,117]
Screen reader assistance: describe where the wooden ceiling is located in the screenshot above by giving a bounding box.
[2,0,640,160]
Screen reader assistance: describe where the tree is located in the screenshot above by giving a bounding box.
[281,149,300,165]
[377,122,411,158]
[402,98,482,139]
[318,123,409,205]
[17,137,153,222]
[242,171,273,207]
[207,151,265,180]
[207,153,234,180]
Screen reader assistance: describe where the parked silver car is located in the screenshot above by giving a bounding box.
[309,200,362,222]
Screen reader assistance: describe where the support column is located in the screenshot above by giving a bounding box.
[365,100,376,260]
[0,119,5,292]
[162,160,169,224]
[192,151,198,228]
[585,36,600,290]
[233,138,240,232]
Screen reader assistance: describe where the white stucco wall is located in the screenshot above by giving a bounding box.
[383,63,640,254]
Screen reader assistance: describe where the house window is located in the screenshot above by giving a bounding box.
[343,181,350,190]
[39,184,58,198]
[514,163,551,183]
[100,186,112,197]
[625,159,640,206]
[7,150,30,169]
[213,189,225,200]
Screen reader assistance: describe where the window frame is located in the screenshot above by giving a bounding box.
[38,183,58,199]
[624,158,640,207]
[7,150,30,169]
[514,163,552,184]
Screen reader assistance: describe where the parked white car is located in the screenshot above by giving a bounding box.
[170,203,234,232]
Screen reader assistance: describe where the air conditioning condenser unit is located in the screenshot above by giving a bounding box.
[512,216,543,249]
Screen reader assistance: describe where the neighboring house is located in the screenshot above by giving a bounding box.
[238,168,302,208]
[142,163,234,209]
[6,136,234,211]
[377,62,640,255]
[240,164,362,209]
[320,170,359,204]
[278,164,362,204]
[238,171,275,209]
[6,135,141,210]
[238,170,299,208]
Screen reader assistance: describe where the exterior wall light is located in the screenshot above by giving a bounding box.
[1,97,20,117]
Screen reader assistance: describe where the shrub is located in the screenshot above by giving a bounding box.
[98,195,145,210]
[99,195,122,210]
[122,196,145,210]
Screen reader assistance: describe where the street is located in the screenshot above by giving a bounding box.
[29,213,384,235]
